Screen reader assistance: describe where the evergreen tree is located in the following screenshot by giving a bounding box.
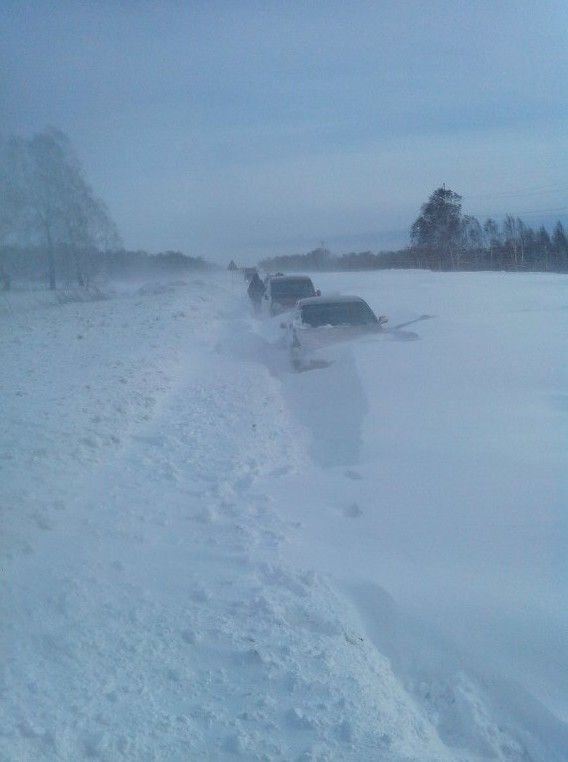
[410,187,464,269]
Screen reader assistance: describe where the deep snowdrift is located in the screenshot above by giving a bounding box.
[1,272,566,760]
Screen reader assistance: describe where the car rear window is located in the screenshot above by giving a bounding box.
[271,278,315,299]
[301,301,377,327]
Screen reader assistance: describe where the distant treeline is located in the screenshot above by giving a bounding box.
[0,246,212,288]
[3,131,566,288]
[260,187,568,274]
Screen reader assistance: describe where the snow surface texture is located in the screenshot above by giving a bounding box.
[1,272,566,760]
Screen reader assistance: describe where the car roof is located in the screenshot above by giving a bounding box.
[269,275,313,283]
[297,295,368,307]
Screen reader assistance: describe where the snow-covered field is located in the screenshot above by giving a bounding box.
[1,270,566,760]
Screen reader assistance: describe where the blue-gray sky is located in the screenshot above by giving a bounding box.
[2,1,567,262]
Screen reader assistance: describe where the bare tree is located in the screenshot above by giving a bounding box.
[0,136,29,288]
[483,218,499,269]
[60,168,120,286]
[0,128,120,289]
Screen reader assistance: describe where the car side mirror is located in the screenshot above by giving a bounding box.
[316,289,321,296]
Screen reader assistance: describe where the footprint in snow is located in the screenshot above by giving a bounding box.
[343,502,363,518]
[181,628,197,645]
[31,512,54,531]
[269,465,291,478]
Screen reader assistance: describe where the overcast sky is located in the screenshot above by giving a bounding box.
[2,1,567,262]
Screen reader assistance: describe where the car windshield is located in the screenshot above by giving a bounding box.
[271,278,315,299]
[301,301,377,327]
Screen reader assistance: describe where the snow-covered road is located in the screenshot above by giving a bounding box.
[1,272,567,760]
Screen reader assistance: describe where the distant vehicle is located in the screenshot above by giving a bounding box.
[284,295,387,354]
[264,275,319,315]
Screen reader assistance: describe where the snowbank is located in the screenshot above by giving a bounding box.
[1,272,566,759]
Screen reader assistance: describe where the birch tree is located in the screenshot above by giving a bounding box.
[0,128,120,289]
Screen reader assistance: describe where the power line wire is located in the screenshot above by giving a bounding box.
[465,184,568,201]
[470,205,568,218]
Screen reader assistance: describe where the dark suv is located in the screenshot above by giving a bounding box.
[264,275,318,315]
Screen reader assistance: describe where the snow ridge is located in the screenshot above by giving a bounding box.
[1,275,566,760]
